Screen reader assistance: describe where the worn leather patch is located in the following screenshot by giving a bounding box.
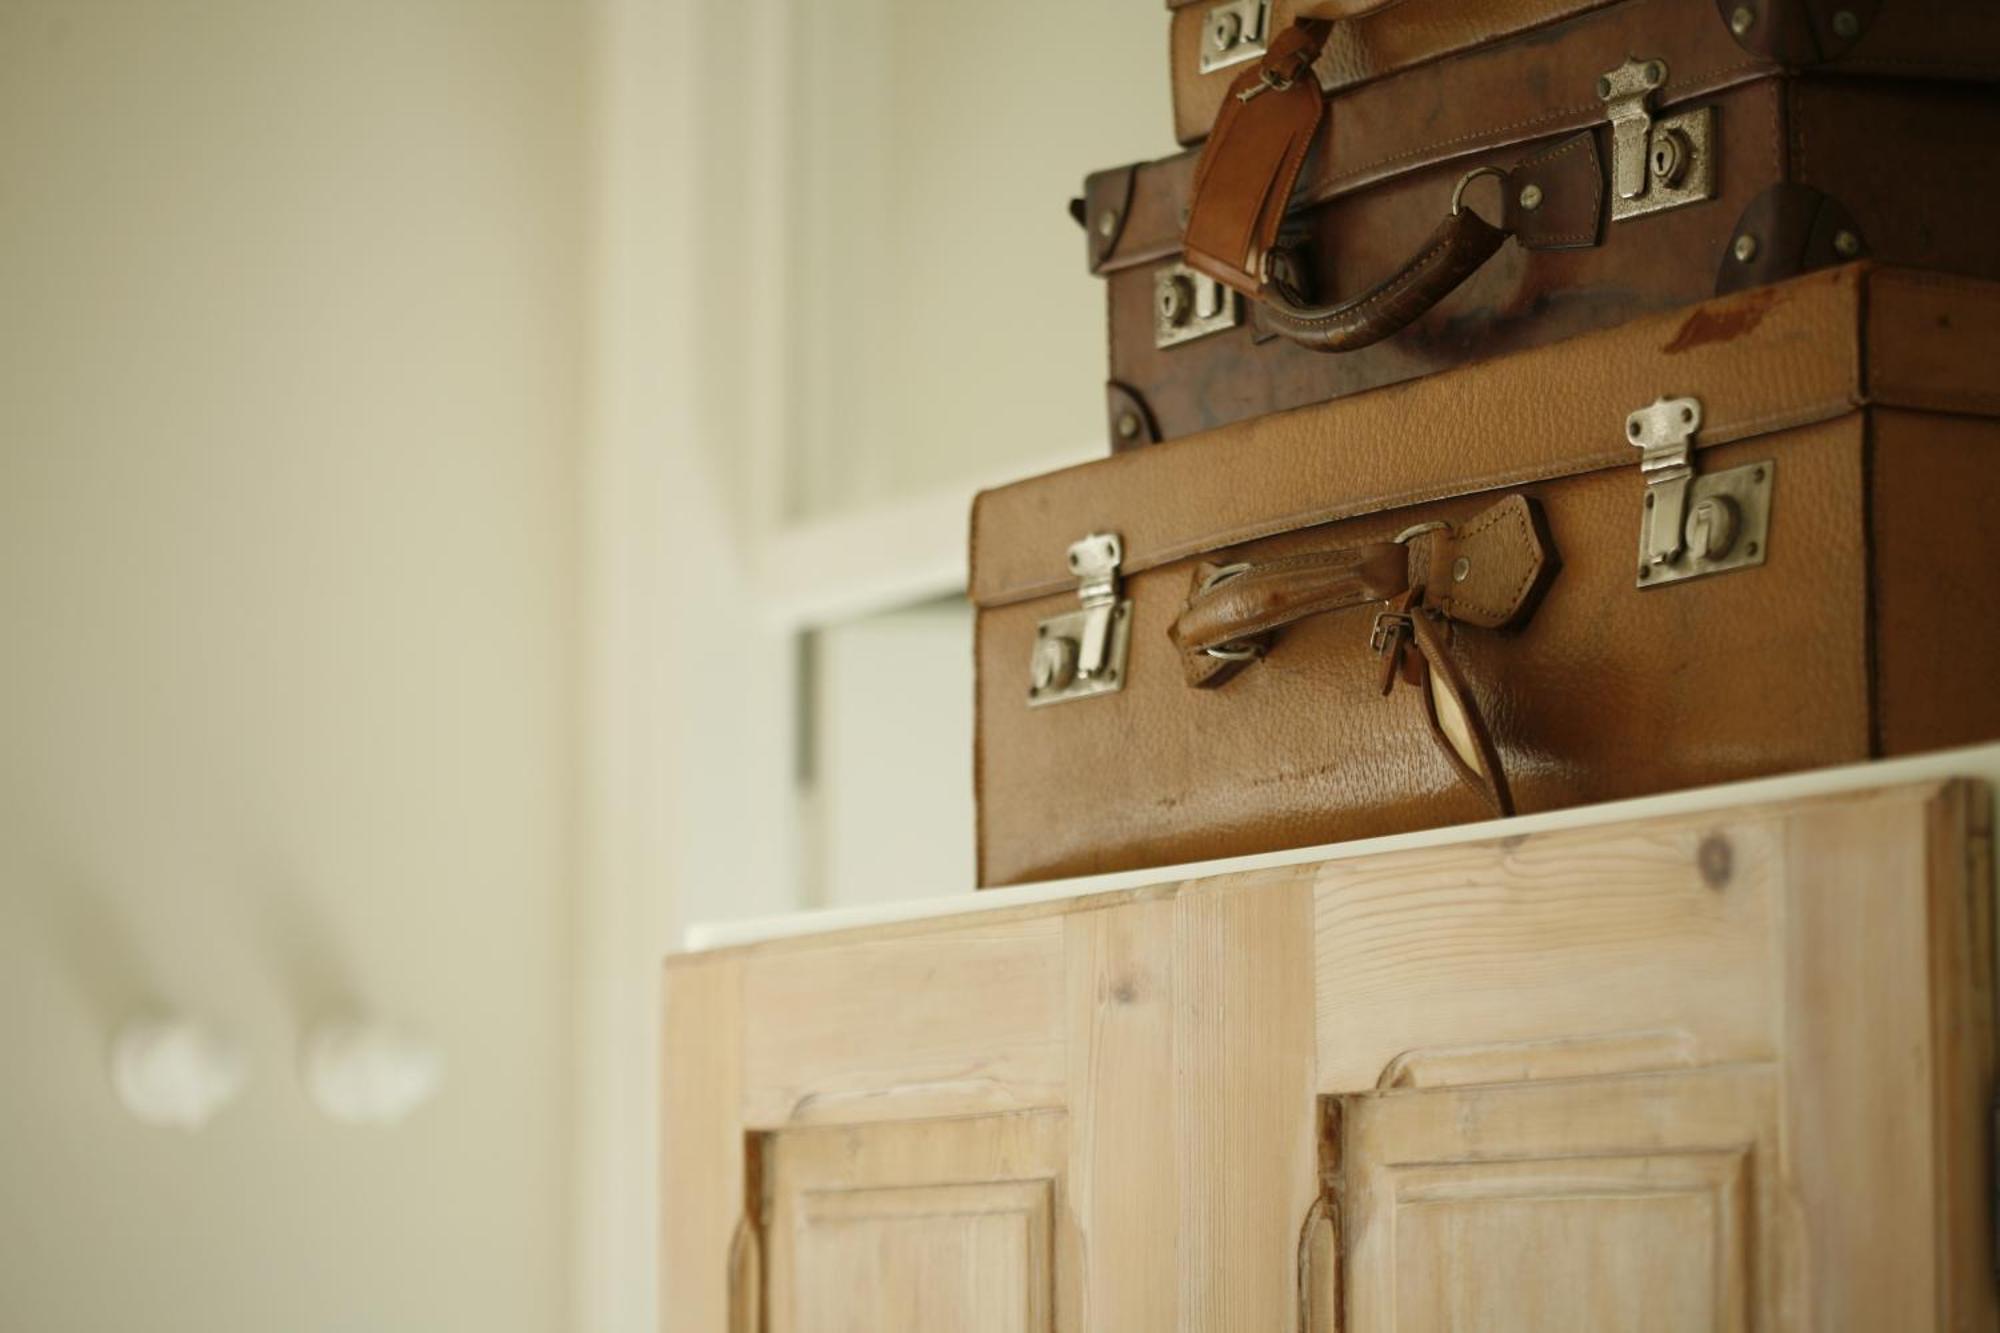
[1505,131,1605,252]
[1715,183,1866,295]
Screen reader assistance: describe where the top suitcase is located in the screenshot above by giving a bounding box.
[1088,0,2000,451]
[1168,0,1625,146]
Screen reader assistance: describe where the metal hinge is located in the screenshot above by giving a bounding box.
[1628,396,1774,587]
[1154,262,1242,349]
[1200,0,1271,74]
[1028,533,1132,707]
[1598,57,1716,222]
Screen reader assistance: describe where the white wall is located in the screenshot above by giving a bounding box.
[785,0,1178,521]
[0,4,582,1330]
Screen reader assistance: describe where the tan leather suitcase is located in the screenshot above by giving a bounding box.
[1090,0,2000,451]
[973,265,2000,886]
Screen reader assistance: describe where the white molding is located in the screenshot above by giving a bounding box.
[752,446,1097,631]
[682,743,2000,952]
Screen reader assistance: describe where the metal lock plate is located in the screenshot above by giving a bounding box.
[1628,396,1774,588]
[1199,0,1271,74]
[1599,57,1716,222]
[1154,262,1242,349]
[1029,533,1133,707]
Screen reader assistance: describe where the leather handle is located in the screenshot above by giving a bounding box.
[1258,181,1513,353]
[1183,19,1524,354]
[1169,495,1558,816]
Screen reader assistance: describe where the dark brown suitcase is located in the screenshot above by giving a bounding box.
[1087,0,2000,452]
[974,266,2000,886]
[1168,0,1620,148]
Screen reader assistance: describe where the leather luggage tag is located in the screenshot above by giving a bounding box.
[1183,20,1334,297]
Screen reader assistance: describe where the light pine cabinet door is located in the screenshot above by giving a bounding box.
[662,779,1995,1332]
[763,1114,1069,1333]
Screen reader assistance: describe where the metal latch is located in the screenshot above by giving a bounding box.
[1628,396,1774,588]
[1598,57,1716,222]
[1154,262,1242,349]
[1199,0,1271,74]
[1028,533,1132,707]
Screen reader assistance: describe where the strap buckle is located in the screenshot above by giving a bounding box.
[1368,610,1413,656]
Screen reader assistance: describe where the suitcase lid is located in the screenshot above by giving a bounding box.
[971,265,2000,609]
[1104,0,1999,277]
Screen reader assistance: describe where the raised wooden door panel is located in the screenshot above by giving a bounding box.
[663,776,1994,1332]
[762,1113,1071,1333]
[1334,1069,1775,1333]
[1309,780,1995,1332]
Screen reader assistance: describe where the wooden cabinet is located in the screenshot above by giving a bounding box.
[662,780,1996,1331]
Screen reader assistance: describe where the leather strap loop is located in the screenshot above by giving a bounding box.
[1183,18,1534,356]
[1169,494,1555,813]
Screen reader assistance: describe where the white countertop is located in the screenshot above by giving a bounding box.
[682,743,2000,953]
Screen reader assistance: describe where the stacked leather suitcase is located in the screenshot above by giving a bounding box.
[973,0,2000,886]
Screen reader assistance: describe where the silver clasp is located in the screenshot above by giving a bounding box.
[1598,57,1715,222]
[1028,533,1134,707]
[1628,396,1775,588]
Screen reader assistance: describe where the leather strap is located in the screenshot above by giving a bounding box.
[1167,494,1555,813]
[1184,19,1534,355]
[1184,20,1334,297]
[1257,204,1510,353]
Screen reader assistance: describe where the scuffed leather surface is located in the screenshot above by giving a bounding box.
[976,425,1872,886]
[973,268,2000,885]
[1184,21,1333,296]
[979,265,1880,608]
[1108,79,1803,443]
[1259,206,1510,352]
[1130,0,2000,446]
[1171,0,1619,146]
[1871,410,2000,757]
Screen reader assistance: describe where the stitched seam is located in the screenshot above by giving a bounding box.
[1271,232,1460,330]
[1519,133,1599,247]
[1443,503,1537,623]
[1322,58,1769,191]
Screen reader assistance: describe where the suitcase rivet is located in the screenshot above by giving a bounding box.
[1732,233,1760,263]
[1517,183,1544,212]
[1832,9,1860,38]
[1116,412,1142,441]
[1452,557,1472,583]
[1833,229,1862,258]
[1729,6,1755,36]
[1096,209,1118,238]
[1643,59,1666,87]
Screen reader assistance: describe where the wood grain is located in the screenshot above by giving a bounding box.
[1340,1067,1776,1333]
[1313,814,1781,1093]
[661,954,746,1333]
[1781,781,1999,1330]
[763,1112,1072,1333]
[663,777,1996,1332]
[1064,898,1178,1331]
[740,915,1065,1128]
[1175,870,1319,1333]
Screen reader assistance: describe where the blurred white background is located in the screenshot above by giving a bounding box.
[0,0,1167,1329]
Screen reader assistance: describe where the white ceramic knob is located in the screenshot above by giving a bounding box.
[111,1018,248,1130]
[303,1020,442,1125]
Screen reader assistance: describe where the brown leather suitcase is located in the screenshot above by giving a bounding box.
[1168,0,1619,148]
[1090,0,2000,452]
[974,266,2000,886]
